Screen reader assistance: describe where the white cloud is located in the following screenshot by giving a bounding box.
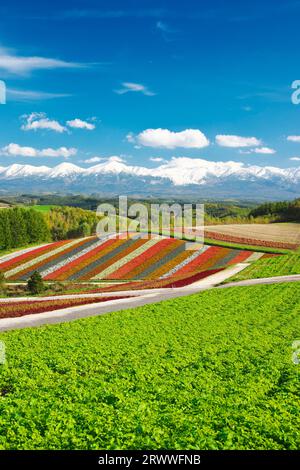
[129,128,210,149]
[1,143,77,158]
[290,157,300,161]
[126,132,135,143]
[216,134,262,148]
[21,112,67,133]
[253,147,276,154]
[66,118,95,130]
[150,157,166,162]
[0,47,82,75]
[239,147,276,155]
[115,82,156,96]
[39,147,77,158]
[7,88,71,101]
[287,135,300,143]
[108,156,125,163]
[83,156,104,164]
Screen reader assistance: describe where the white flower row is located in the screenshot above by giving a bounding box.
[160,245,209,279]
[5,238,85,278]
[92,239,159,280]
[0,242,53,265]
[40,238,108,278]
[246,252,264,262]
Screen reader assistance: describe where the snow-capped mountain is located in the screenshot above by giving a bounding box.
[0,156,299,199]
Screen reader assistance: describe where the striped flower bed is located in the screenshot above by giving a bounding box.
[204,230,299,250]
[0,296,130,319]
[100,239,158,280]
[6,238,92,281]
[160,246,209,279]
[47,238,121,281]
[163,268,225,288]
[78,238,144,281]
[0,241,68,271]
[106,238,173,280]
[1,235,258,283]
[132,239,184,280]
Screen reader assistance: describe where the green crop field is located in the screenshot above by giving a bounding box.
[0,283,300,450]
[31,205,57,212]
[228,253,300,282]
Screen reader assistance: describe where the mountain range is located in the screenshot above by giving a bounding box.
[0,157,299,200]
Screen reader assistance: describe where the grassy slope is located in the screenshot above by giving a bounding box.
[0,283,300,450]
[31,205,57,213]
[228,252,300,282]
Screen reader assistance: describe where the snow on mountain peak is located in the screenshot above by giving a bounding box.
[0,157,299,194]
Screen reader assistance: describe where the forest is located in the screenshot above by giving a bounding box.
[0,206,98,250]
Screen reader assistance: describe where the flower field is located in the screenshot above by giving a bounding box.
[0,296,129,319]
[0,235,259,284]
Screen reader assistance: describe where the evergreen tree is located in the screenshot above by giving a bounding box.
[0,270,6,295]
[27,271,45,295]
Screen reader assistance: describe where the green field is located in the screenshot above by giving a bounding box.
[31,205,57,213]
[228,252,300,282]
[0,283,299,450]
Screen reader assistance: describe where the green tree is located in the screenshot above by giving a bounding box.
[27,271,45,295]
[0,270,6,295]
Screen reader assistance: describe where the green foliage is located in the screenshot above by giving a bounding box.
[229,253,300,281]
[27,271,45,295]
[0,283,300,450]
[32,205,57,213]
[249,198,300,222]
[0,208,50,250]
[45,206,97,241]
[0,271,5,295]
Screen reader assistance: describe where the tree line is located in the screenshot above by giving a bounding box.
[0,206,99,250]
[249,198,300,222]
[0,207,50,250]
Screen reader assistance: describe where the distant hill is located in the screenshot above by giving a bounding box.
[249,198,300,222]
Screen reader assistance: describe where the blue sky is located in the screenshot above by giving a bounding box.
[0,0,300,169]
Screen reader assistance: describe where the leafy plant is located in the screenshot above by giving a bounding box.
[0,283,299,450]
[27,271,45,295]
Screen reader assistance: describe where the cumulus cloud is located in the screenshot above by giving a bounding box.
[216,134,262,148]
[1,143,77,158]
[115,82,156,96]
[290,157,300,161]
[66,118,96,130]
[129,128,210,149]
[287,135,300,143]
[0,47,83,75]
[21,112,67,133]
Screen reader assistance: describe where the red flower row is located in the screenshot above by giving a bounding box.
[205,231,299,250]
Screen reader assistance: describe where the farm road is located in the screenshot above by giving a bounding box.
[0,266,300,331]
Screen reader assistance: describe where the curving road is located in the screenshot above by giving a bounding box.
[0,268,300,331]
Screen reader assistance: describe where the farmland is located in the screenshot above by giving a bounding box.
[227,252,300,282]
[0,283,299,450]
[0,296,129,319]
[205,223,300,250]
[0,236,257,284]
